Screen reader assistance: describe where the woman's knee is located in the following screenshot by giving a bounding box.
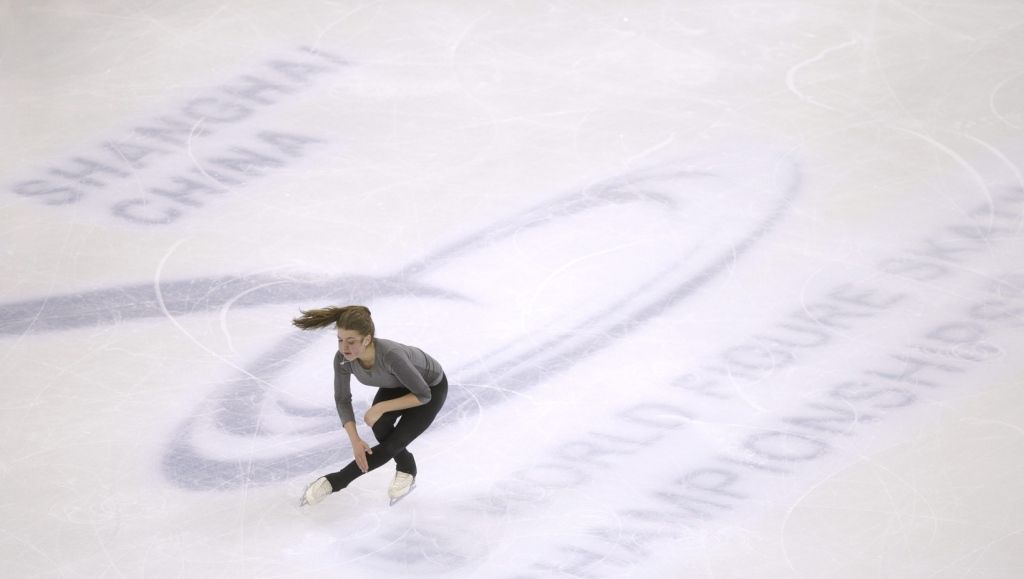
[371,420,392,440]
[376,438,411,458]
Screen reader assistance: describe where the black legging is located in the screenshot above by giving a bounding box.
[325,374,448,491]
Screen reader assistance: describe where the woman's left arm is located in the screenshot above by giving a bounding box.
[364,349,431,427]
[365,393,423,426]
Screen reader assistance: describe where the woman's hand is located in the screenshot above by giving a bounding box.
[351,437,373,473]
[364,405,385,428]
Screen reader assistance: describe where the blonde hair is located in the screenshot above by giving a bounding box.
[292,305,375,338]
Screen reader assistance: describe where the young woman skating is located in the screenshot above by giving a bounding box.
[293,305,448,506]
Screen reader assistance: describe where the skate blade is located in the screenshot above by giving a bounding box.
[388,483,416,506]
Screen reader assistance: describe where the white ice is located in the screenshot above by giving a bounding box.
[2,1,1023,578]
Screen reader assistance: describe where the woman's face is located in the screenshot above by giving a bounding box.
[337,327,371,360]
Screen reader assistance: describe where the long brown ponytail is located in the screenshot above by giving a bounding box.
[292,305,375,338]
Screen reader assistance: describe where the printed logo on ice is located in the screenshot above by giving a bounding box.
[6,46,346,225]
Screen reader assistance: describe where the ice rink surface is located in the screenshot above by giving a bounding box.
[2,1,1023,577]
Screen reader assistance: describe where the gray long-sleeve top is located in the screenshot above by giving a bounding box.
[333,337,444,427]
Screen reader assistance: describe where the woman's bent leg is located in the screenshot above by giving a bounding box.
[370,390,417,476]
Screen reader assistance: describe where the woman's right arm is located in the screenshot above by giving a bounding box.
[334,354,372,472]
[343,420,373,472]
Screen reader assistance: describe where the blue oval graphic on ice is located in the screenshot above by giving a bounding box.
[160,149,799,489]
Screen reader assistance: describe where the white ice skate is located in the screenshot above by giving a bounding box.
[388,472,416,506]
[299,476,332,506]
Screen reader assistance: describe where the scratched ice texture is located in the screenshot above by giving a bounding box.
[1,1,1023,578]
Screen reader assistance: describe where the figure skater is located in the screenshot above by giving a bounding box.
[293,305,448,506]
